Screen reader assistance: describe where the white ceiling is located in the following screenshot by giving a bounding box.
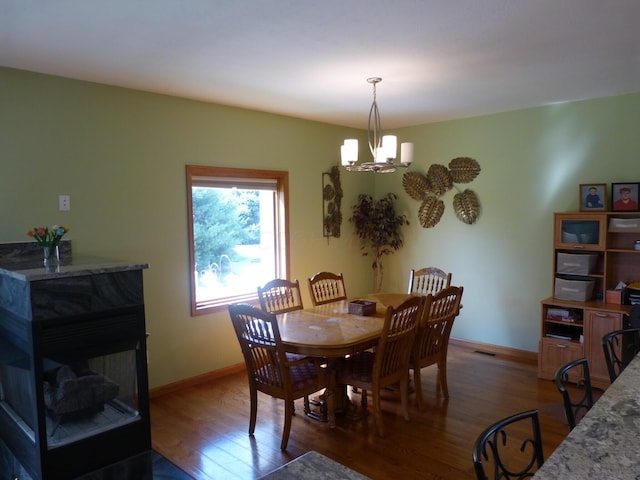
[1,0,639,129]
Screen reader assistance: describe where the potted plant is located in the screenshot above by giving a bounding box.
[350,193,409,292]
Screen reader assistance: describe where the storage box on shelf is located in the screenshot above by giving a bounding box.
[556,252,598,275]
[554,276,596,302]
[539,212,640,389]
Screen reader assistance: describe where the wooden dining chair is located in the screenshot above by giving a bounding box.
[228,303,327,450]
[472,409,544,480]
[307,271,347,306]
[407,267,452,295]
[326,296,423,437]
[601,327,640,383]
[257,278,320,413]
[257,278,304,314]
[410,286,463,408]
[554,357,594,431]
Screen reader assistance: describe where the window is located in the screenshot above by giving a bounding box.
[186,165,290,315]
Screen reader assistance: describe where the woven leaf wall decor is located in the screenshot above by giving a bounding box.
[453,189,480,224]
[448,157,481,183]
[418,196,445,228]
[402,171,430,200]
[425,164,453,196]
[402,156,481,227]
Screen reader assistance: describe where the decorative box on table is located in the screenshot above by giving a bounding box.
[348,300,376,316]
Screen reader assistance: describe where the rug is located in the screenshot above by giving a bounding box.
[150,451,194,480]
[75,450,193,479]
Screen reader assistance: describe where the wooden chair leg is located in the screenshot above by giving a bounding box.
[400,377,410,421]
[413,367,423,410]
[439,360,449,399]
[281,400,294,450]
[373,389,384,437]
[249,385,258,435]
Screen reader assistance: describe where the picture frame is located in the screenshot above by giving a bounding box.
[611,183,640,212]
[580,183,607,211]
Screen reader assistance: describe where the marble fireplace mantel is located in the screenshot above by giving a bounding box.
[0,241,148,321]
[0,255,149,282]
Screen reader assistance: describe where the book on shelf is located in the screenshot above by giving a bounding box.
[546,333,573,340]
[546,307,579,322]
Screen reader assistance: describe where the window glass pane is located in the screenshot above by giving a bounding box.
[192,186,276,303]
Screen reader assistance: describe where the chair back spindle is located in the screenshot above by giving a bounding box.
[408,267,452,295]
[258,278,304,314]
[308,271,347,306]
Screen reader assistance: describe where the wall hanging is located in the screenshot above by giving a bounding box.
[403,157,481,228]
[323,165,343,238]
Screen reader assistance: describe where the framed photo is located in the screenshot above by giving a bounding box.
[611,183,640,212]
[580,183,607,211]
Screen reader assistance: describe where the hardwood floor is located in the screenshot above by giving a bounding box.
[149,343,588,479]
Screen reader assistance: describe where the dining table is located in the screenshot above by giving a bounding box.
[277,292,417,424]
[533,353,640,479]
[278,293,416,356]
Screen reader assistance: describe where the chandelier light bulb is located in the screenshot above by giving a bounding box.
[382,135,397,160]
[341,139,358,166]
[401,142,414,165]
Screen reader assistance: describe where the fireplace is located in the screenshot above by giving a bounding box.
[0,243,150,480]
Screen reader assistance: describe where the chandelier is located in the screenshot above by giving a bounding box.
[341,77,414,173]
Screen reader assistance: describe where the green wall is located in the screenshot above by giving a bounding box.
[378,94,640,352]
[2,66,639,388]
[0,67,373,388]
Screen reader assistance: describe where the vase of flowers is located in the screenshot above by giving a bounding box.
[27,225,70,268]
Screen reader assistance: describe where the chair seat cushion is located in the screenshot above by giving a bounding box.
[256,361,320,392]
[290,362,321,391]
[285,352,309,362]
[330,351,375,384]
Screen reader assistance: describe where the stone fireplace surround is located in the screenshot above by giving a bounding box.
[0,241,151,479]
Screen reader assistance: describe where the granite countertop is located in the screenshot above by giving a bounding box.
[259,451,370,480]
[0,256,149,282]
[533,354,640,479]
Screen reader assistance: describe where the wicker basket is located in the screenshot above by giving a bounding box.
[348,300,376,316]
